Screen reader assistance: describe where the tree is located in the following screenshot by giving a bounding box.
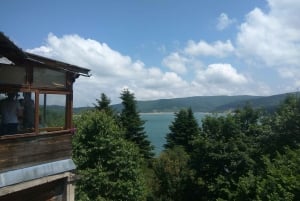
[164,108,200,152]
[271,95,300,151]
[191,106,263,200]
[152,146,196,201]
[236,148,300,201]
[72,110,147,201]
[94,93,115,116]
[119,89,154,159]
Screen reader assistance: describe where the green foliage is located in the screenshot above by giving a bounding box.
[119,89,154,159]
[236,148,300,201]
[271,95,300,151]
[72,110,147,201]
[72,94,300,201]
[94,93,115,117]
[40,107,65,127]
[152,146,196,201]
[255,148,300,201]
[192,113,258,200]
[189,98,300,200]
[165,108,200,152]
[190,105,270,200]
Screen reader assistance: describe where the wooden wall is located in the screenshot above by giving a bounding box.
[0,132,72,173]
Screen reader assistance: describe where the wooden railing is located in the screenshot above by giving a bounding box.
[0,131,73,173]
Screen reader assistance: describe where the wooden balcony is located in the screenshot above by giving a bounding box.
[0,32,89,201]
[0,130,73,173]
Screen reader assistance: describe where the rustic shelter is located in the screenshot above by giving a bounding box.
[0,32,90,201]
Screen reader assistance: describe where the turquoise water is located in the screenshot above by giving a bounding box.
[141,113,208,155]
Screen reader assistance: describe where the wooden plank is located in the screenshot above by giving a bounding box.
[0,132,73,172]
[0,178,66,201]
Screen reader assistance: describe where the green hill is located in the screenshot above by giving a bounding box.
[214,92,300,112]
[73,92,299,114]
[111,95,262,113]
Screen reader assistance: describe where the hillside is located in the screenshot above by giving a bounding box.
[213,92,299,112]
[111,95,262,113]
[72,92,299,114]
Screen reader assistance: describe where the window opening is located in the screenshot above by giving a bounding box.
[0,65,26,85]
[39,94,66,133]
[33,68,66,89]
[0,91,35,135]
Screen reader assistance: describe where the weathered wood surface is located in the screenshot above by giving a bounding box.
[0,132,72,173]
[0,178,66,201]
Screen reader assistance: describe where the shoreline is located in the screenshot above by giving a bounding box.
[140,112,213,115]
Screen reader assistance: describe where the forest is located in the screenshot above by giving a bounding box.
[71,90,300,201]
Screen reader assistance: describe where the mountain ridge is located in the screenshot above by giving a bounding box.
[73,92,299,114]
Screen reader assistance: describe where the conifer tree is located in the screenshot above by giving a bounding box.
[119,89,154,159]
[94,93,114,116]
[164,108,200,152]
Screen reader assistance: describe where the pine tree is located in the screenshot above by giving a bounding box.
[119,89,154,159]
[94,93,115,116]
[164,108,200,152]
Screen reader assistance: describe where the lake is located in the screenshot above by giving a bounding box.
[141,112,209,155]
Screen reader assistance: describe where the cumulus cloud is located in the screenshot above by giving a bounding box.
[27,33,272,106]
[29,0,300,108]
[196,64,248,85]
[191,63,268,96]
[184,40,234,57]
[29,33,139,78]
[162,52,188,74]
[216,13,236,30]
[27,33,192,106]
[236,0,300,83]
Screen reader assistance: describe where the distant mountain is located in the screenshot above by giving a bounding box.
[111,95,262,113]
[73,107,93,114]
[214,92,299,112]
[73,92,299,114]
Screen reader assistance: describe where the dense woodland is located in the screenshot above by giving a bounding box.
[71,90,300,201]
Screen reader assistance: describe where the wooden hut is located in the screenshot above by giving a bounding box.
[0,32,90,201]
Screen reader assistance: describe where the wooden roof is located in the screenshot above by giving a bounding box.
[0,32,90,76]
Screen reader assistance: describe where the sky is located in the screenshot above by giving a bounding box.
[1,0,300,107]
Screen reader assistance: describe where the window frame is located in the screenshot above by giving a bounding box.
[0,66,74,139]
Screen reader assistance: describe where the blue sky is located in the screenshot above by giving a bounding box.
[1,0,300,106]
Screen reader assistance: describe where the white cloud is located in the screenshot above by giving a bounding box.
[4,0,300,109]
[27,22,285,107]
[162,52,188,74]
[184,40,234,57]
[28,33,261,106]
[192,63,269,96]
[32,33,151,79]
[216,13,236,30]
[160,41,269,96]
[267,0,300,27]
[196,63,248,85]
[236,0,300,82]
[28,33,192,106]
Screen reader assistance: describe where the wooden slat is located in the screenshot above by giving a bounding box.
[0,132,72,173]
